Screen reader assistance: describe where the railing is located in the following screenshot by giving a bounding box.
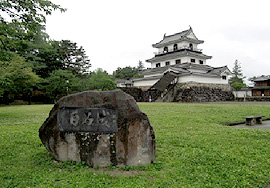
[154,47,202,55]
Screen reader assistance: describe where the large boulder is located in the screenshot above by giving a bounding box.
[39,90,155,167]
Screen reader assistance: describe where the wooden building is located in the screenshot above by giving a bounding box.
[252,76,270,96]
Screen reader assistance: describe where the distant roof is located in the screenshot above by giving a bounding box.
[253,76,270,82]
[153,27,204,48]
[146,50,212,63]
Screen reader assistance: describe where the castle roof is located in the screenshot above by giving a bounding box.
[152,27,204,48]
[139,63,231,77]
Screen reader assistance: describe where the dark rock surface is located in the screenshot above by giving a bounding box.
[39,90,155,167]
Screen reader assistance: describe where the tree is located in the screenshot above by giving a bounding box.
[0,55,40,104]
[42,69,75,103]
[137,60,144,71]
[229,60,246,90]
[0,1,93,104]
[113,66,142,80]
[88,69,116,91]
[0,0,65,27]
[23,39,91,78]
[51,40,91,75]
[0,0,64,56]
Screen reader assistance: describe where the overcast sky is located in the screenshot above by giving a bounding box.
[46,0,270,84]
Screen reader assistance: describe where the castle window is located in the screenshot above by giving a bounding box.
[222,75,227,80]
[175,59,181,64]
[191,59,195,63]
[189,43,193,50]
[156,63,161,67]
[173,44,178,51]
[163,46,168,53]
[199,60,203,64]
[166,61,170,66]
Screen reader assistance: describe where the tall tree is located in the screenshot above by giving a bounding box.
[229,60,246,90]
[137,60,144,71]
[51,40,91,75]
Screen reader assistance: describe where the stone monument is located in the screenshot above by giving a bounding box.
[39,90,155,167]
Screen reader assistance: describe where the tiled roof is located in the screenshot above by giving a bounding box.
[132,75,163,81]
[178,63,213,71]
[253,76,270,82]
[116,64,231,84]
[146,50,212,63]
[140,63,230,77]
[207,66,232,76]
[152,27,204,48]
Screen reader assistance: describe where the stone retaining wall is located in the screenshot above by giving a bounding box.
[120,83,234,103]
[119,88,161,102]
[160,83,234,102]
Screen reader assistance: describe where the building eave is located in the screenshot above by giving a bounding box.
[132,75,163,81]
[153,37,204,48]
[146,50,212,63]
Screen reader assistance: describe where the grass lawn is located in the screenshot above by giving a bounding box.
[1,103,270,187]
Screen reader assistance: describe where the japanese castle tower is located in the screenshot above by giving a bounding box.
[117,27,232,94]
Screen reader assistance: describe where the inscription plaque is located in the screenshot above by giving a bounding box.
[58,107,117,133]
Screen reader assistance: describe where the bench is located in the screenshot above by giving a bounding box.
[245,116,263,126]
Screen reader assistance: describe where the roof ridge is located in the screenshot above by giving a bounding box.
[212,65,227,69]
[164,28,190,38]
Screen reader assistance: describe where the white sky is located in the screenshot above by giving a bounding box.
[46,0,270,84]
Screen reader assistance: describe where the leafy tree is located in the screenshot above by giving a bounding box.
[0,1,93,104]
[229,60,246,90]
[0,0,64,56]
[42,69,75,103]
[88,69,116,90]
[0,55,40,104]
[19,39,91,78]
[113,66,142,80]
[51,40,91,75]
[0,0,65,27]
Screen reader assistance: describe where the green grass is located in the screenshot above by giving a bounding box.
[1,103,270,187]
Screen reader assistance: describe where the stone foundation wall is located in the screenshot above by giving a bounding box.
[161,83,234,102]
[119,87,161,102]
[120,83,234,103]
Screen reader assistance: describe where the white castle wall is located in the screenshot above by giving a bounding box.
[178,75,228,84]
[133,78,160,87]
